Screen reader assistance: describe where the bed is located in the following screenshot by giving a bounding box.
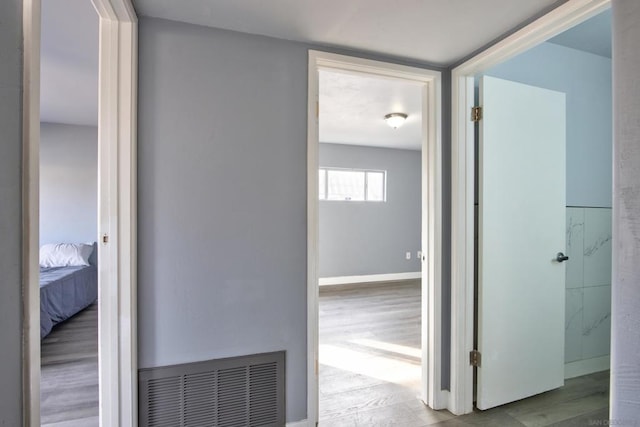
[40,243,98,339]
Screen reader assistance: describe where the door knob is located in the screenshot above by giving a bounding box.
[555,252,569,263]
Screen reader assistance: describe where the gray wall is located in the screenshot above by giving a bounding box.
[138,19,309,422]
[0,0,23,424]
[319,143,421,277]
[40,122,97,245]
[138,17,449,422]
[611,0,640,419]
[484,42,612,208]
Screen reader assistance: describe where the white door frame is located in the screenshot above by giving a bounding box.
[449,0,611,415]
[307,50,444,424]
[22,0,138,425]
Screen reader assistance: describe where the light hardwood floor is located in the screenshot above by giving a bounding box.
[38,283,610,427]
[319,281,610,427]
[40,302,99,427]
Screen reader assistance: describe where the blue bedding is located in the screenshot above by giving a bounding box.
[40,265,98,338]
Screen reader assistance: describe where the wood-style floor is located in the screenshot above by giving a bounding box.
[319,280,610,427]
[38,283,609,426]
[40,302,99,427]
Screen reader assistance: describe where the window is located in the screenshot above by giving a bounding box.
[319,168,386,202]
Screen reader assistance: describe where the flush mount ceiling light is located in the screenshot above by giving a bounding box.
[384,112,408,129]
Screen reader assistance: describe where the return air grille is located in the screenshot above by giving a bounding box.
[139,351,285,427]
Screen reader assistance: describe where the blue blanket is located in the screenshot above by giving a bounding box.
[40,265,98,338]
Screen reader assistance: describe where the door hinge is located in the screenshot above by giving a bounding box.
[470,349,481,367]
[316,100,319,118]
[471,106,482,122]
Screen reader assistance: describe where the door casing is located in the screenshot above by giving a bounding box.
[22,0,138,425]
[449,0,611,415]
[307,50,443,423]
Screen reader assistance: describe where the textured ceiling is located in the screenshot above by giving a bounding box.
[41,0,610,139]
[317,7,612,152]
[133,0,563,66]
[319,70,423,150]
[40,0,98,126]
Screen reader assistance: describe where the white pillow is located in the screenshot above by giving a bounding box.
[39,243,93,268]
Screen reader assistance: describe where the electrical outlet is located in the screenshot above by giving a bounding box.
[405,252,411,260]
[417,251,422,259]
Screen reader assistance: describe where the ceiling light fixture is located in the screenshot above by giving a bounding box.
[384,112,408,129]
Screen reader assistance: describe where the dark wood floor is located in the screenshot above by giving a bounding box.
[40,302,99,427]
[319,281,610,427]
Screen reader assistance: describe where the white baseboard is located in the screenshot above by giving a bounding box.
[287,419,310,427]
[565,355,610,379]
[319,272,421,287]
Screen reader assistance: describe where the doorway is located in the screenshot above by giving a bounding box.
[307,50,444,423]
[475,7,613,405]
[449,0,612,415]
[317,68,425,423]
[22,0,138,424]
[39,1,100,423]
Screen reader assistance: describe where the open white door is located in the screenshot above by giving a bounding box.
[477,76,566,410]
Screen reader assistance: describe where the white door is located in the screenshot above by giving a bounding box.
[477,76,566,410]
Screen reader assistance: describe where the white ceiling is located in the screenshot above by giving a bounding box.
[40,0,98,126]
[319,70,423,150]
[41,0,611,140]
[133,0,563,66]
[315,8,612,153]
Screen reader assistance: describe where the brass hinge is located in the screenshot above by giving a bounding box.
[470,350,481,367]
[471,106,482,122]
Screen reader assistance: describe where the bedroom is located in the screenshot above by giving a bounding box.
[38,0,100,424]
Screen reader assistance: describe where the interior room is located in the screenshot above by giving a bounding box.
[316,69,430,424]
[4,1,640,426]
[38,0,100,425]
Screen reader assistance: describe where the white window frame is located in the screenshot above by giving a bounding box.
[319,167,387,202]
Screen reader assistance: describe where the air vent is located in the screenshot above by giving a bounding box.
[139,351,285,427]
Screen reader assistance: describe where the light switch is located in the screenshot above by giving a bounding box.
[406,252,411,260]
